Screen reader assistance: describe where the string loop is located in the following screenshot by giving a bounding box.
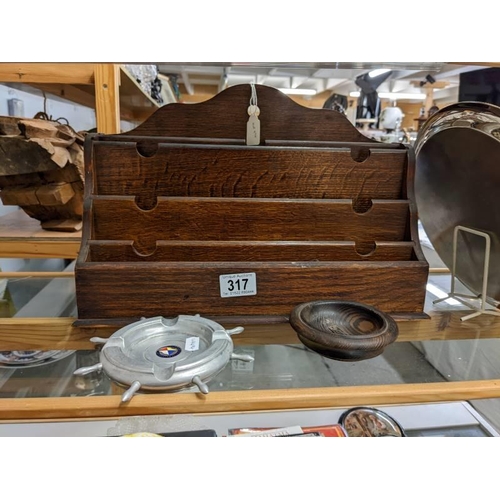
[249,83,258,112]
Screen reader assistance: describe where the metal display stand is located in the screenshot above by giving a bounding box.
[434,225,500,321]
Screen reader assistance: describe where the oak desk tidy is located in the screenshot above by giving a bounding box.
[75,84,428,325]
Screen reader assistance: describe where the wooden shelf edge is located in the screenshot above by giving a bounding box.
[0,63,95,85]
[0,211,81,258]
[448,62,500,67]
[0,241,80,259]
[0,308,500,351]
[0,272,74,278]
[1,380,500,420]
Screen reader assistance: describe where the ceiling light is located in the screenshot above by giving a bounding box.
[278,88,317,96]
[379,92,426,100]
[368,68,392,78]
[349,91,426,100]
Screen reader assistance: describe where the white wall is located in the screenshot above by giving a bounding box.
[0,84,135,132]
[0,84,97,131]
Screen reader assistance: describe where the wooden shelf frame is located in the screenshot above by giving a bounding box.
[0,305,500,419]
[0,63,161,132]
[0,210,80,259]
[2,380,500,421]
[0,308,499,351]
[0,65,497,418]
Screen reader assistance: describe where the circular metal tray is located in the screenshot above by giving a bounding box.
[0,350,75,368]
[339,406,406,437]
[415,101,500,301]
[74,315,252,403]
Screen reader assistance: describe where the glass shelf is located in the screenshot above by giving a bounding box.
[2,335,500,399]
[0,259,499,429]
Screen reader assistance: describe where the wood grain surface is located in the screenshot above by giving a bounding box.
[0,63,95,85]
[75,261,427,318]
[91,197,410,254]
[88,240,416,262]
[92,142,407,201]
[289,300,399,361]
[0,271,74,278]
[121,84,378,143]
[0,241,80,259]
[75,83,426,321]
[94,64,121,134]
[1,380,500,420]
[0,137,56,176]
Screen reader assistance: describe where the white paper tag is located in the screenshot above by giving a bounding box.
[185,337,200,352]
[219,272,257,298]
[246,114,260,145]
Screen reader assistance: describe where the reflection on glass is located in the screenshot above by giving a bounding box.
[0,275,76,319]
[0,350,110,398]
[1,339,500,399]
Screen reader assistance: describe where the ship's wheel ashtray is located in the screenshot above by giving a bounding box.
[0,350,75,368]
[290,300,399,361]
[74,314,253,403]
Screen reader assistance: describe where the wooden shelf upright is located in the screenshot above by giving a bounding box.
[0,63,161,134]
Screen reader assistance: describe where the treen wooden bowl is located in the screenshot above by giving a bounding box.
[290,300,398,361]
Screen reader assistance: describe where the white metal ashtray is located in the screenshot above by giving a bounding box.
[74,315,252,403]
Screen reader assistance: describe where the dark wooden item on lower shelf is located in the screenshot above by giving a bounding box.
[289,300,399,361]
[75,84,429,324]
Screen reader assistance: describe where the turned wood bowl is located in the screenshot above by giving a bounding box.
[290,300,398,361]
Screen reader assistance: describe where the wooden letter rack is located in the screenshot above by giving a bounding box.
[75,84,428,325]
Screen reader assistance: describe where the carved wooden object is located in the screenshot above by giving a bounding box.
[0,116,85,232]
[290,300,399,361]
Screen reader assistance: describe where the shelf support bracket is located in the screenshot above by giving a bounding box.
[94,64,120,134]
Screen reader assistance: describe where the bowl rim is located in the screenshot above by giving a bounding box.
[290,300,397,342]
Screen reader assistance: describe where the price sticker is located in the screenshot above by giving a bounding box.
[185,337,200,352]
[219,273,257,298]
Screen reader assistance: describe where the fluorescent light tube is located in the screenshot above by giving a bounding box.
[368,68,392,78]
[349,91,426,100]
[379,92,426,100]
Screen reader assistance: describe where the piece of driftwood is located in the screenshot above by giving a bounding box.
[75,84,429,323]
[0,115,85,232]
